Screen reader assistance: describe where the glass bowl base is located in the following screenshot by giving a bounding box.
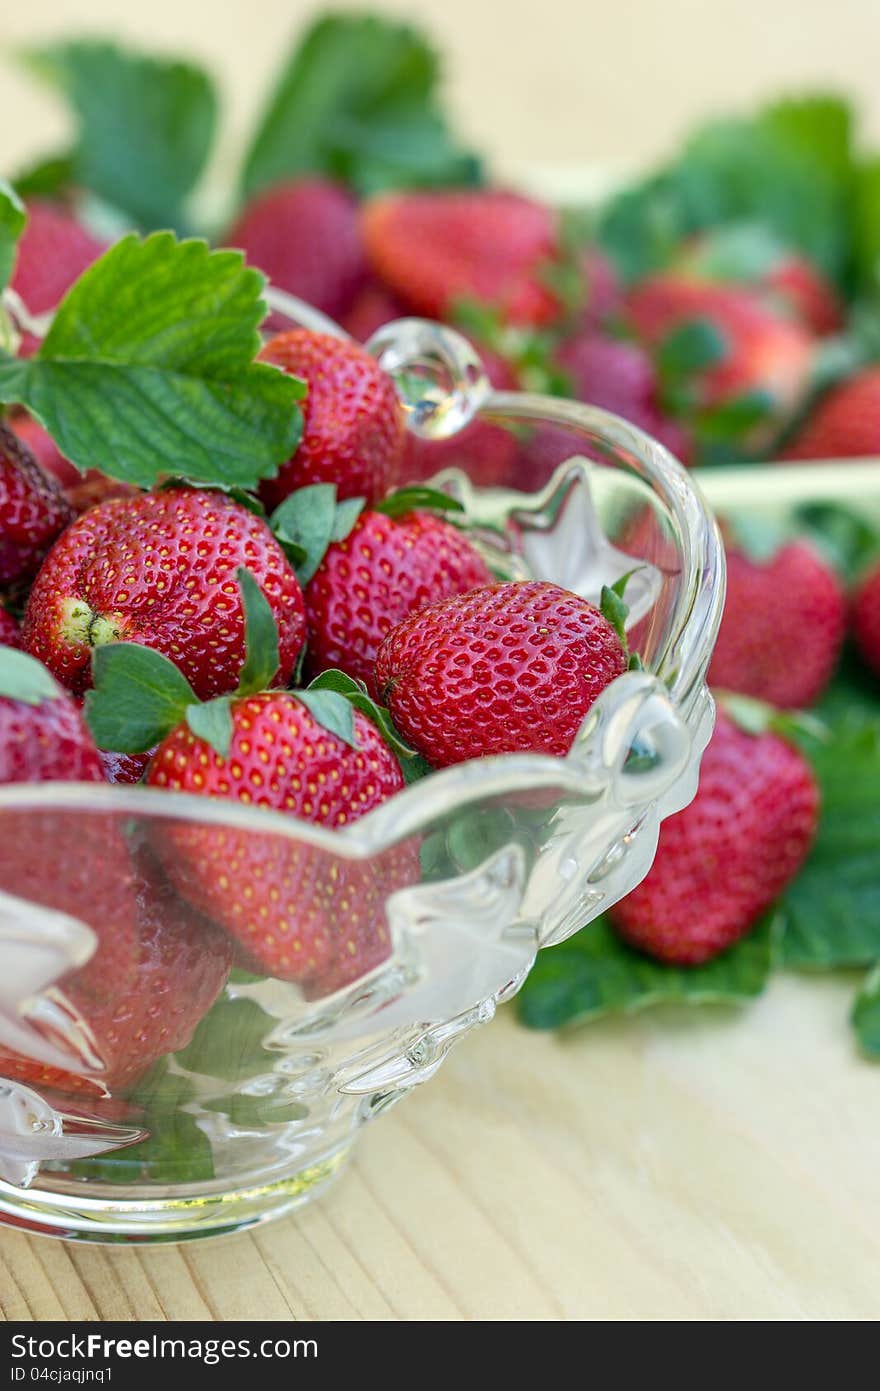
[0,1144,351,1245]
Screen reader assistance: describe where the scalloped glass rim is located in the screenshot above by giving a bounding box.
[0,390,724,854]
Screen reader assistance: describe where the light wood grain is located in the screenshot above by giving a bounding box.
[3,975,880,1321]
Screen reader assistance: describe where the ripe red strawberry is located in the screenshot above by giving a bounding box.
[9,201,107,355]
[226,178,368,321]
[782,368,880,461]
[98,749,153,784]
[146,692,407,981]
[23,487,306,698]
[0,844,231,1098]
[765,257,842,336]
[403,348,521,486]
[11,414,138,515]
[258,330,406,510]
[376,580,628,767]
[11,413,80,488]
[853,561,880,678]
[709,539,846,708]
[305,506,492,695]
[0,608,20,648]
[340,280,408,341]
[627,275,814,428]
[0,422,74,586]
[580,247,622,329]
[361,190,561,327]
[610,709,819,964]
[0,650,141,1069]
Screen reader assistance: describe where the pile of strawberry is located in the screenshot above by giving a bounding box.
[0,283,648,1104]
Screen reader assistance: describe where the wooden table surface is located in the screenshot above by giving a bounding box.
[3,972,879,1322]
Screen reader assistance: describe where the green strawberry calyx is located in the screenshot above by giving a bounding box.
[270,483,366,586]
[84,567,424,771]
[717,689,828,745]
[0,645,62,705]
[374,485,464,520]
[599,568,644,669]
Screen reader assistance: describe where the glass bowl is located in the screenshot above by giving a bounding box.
[0,299,725,1243]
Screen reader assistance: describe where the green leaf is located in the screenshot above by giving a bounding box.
[71,1064,213,1184]
[518,915,776,1029]
[20,40,218,233]
[697,390,774,442]
[331,496,366,540]
[792,502,880,584]
[778,719,880,967]
[235,567,280,695]
[174,996,275,1081]
[305,668,423,767]
[376,486,465,519]
[0,647,59,706]
[202,1093,308,1126]
[186,697,233,759]
[297,689,357,747]
[0,233,303,490]
[85,642,196,752]
[657,319,728,378]
[717,690,828,744]
[270,483,338,586]
[760,94,853,186]
[11,150,76,202]
[851,964,880,1059]
[239,14,480,201]
[599,583,629,647]
[0,179,26,292]
[852,158,880,295]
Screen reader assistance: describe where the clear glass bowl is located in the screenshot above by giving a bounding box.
[0,301,725,1243]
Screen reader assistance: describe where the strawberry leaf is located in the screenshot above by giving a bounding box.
[0,646,59,705]
[657,319,728,379]
[852,157,880,295]
[0,179,25,293]
[271,484,339,585]
[186,697,233,759]
[792,502,880,585]
[297,689,357,748]
[778,718,880,967]
[599,583,629,647]
[851,964,880,1059]
[239,14,480,201]
[11,151,76,202]
[376,486,464,519]
[174,996,275,1081]
[306,668,424,768]
[331,496,366,540]
[235,567,280,696]
[0,233,304,491]
[86,643,196,752]
[718,690,828,744]
[19,40,218,233]
[517,914,777,1029]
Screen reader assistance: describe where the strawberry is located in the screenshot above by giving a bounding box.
[23,487,306,699]
[361,190,561,327]
[0,608,20,647]
[0,422,74,586]
[11,413,80,488]
[98,749,153,784]
[0,842,231,1098]
[304,501,492,695]
[580,247,622,329]
[258,330,406,510]
[853,561,880,679]
[11,414,138,515]
[610,709,819,964]
[340,280,408,342]
[626,275,814,433]
[146,692,406,981]
[375,580,629,767]
[0,649,142,1085]
[764,257,842,336]
[672,230,843,337]
[782,368,880,461]
[9,201,107,356]
[226,178,368,322]
[709,539,846,708]
[403,348,521,486]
